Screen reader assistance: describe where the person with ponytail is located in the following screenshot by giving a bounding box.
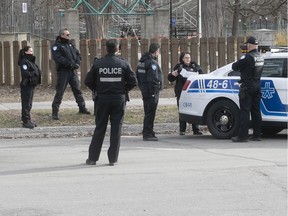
[18,46,41,129]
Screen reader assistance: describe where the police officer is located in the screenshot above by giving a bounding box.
[231,36,264,142]
[136,43,163,141]
[168,51,203,135]
[18,46,41,129]
[84,39,137,166]
[51,28,90,120]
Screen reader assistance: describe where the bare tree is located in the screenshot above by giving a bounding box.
[226,0,288,36]
[201,0,225,37]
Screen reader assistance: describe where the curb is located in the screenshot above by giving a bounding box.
[0,123,181,139]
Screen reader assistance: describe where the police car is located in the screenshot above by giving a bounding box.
[179,51,288,139]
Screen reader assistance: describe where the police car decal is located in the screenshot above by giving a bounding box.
[187,78,287,117]
[187,79,239,94]
[260,80,288,116]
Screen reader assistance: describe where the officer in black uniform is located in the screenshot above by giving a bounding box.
[18,46,41,129]
[84,39,137,166]
[231,36,264,142]
[136,43,163,141]
[51,28,90,120]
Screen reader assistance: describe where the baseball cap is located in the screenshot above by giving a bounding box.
[246,36,259,45]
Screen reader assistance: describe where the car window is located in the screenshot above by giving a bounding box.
[261,58,287,78]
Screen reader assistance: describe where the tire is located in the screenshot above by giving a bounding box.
[206,100,239,139]
[261,127,283,136]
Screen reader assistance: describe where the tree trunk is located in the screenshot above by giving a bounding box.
[83,0,111,39]
[231,0,240,36]
[201,0,225,37]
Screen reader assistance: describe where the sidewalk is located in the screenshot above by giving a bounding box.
[0,98,176,111]
[0,98,180,139]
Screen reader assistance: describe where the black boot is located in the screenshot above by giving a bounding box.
[23,122,34,129]
[79,107,91,115]
[52,110,59,120]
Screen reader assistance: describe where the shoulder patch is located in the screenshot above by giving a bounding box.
[52,46,58,51]
[22,64,28,70]
[240,55,246,59]
[151,64,157,70]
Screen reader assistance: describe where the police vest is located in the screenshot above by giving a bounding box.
[248,52,264,81]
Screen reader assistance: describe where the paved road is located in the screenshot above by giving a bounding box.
[0,133,286,216]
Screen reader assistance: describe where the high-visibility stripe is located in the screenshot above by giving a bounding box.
[100,77,122,82]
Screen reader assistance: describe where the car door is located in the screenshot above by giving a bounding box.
[260,57,288,121]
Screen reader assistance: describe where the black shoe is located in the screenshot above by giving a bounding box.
[23,122,34,129]
[30,121,37,127]
[79,108,91,115]
[52,111,59,120]
[249,136,262,141]
[86,159,96,165]
[143,136,158,141]
[231,136,248,142]
[193,131,202,135]
[109,162,117,166]
[179,132,185,135]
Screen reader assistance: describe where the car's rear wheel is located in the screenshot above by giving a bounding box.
[206,100,239,139]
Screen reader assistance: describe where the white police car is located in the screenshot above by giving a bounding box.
[179,51,288,139]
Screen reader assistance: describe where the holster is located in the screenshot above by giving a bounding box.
[239,86,248,99]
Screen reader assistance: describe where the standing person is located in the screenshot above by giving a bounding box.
[18,46,41,129]
[136,43,163,141]
[168,51,203,135]
[231,36,264,142]
[51,28,90,120]
[84,39,137,166]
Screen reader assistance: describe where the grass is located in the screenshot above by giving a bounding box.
[0,85,178,128]
[0,106,179,128]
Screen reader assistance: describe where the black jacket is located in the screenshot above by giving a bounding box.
[168,61,202,97]
[136,52,163,98]
[84,53,137,96]
[19,54,41,87]
[232,49,262,86]
[51,36,81,71]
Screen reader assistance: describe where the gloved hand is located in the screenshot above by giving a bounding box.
[74,64,80,69]
[69,63,80,70]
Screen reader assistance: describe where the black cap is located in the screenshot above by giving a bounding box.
[246,36,259,45]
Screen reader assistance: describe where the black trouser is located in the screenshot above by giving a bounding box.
[142,92,159,138]
[176,94,200,133]
[21,85,35,123]
[238,85,262,139]
[88,95,126,163]
[52,69,85,112]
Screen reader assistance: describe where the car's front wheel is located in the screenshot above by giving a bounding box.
[206,100,239,139]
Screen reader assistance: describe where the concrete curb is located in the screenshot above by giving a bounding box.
[0,123,181,139]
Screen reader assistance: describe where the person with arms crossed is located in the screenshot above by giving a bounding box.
[231,36,264,142]
[84,39,137,166]
[18,46,41,129]
[51,28,90,120]
[136,43,163,141]
[168,51,203,135]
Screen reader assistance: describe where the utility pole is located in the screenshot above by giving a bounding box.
[198,0,201,37]
[170,0,173,39]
